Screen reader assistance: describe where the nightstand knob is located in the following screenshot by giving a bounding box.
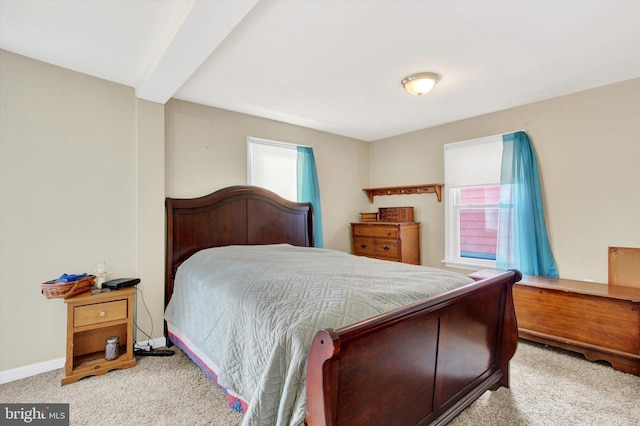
[100,311,106,317]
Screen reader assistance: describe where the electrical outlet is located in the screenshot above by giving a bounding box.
[135,343,152,352]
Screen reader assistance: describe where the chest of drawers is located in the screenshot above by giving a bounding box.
[351,222,420,265]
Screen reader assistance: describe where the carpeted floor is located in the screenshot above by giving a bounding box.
[1,340,638,425]
[449,341,639,426]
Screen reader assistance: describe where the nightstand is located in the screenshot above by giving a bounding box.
[62,287,136,385]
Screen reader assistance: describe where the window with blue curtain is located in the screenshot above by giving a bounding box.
[247,137,324,248]
[444,131,557,276]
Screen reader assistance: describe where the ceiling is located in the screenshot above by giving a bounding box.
[2,0,640,141]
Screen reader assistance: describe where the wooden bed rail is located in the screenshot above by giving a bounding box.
[306,269,521,426]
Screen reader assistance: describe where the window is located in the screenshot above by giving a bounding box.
[247,136,324,248]
[444,135,503,270]
[247,137,297,201]
[457,185,500,260]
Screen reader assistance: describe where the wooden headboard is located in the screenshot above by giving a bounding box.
[165,185,314,307]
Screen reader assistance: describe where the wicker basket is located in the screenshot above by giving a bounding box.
[41,275,95,299]
[360,212,378,222]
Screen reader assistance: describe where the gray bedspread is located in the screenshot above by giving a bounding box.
[164,244,474,426]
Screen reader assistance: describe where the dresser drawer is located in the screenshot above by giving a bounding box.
[352,224,398,239]
[353,237,376,256]
[74,300,128,327]
[375,240,399,259]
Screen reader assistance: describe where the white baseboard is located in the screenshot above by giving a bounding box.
[0,357,65,384]
[0,337,166,384]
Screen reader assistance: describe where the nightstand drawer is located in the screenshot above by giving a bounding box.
[74,300,127,327]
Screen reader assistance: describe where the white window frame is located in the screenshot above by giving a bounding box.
[444,135,503,271]
[247,136,299,201]
[445,187,500,270]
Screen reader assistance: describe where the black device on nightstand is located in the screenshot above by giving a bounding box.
[102,278,140,290]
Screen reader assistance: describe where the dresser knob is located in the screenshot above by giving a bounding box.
[100,311,106,317]
[360,244,367,249]
[382,246,390,251]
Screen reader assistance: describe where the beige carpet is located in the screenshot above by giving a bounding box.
[1,340,638,425]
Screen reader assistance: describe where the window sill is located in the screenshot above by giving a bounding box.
[443,258,496,271]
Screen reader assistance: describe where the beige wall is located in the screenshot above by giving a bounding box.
[165,99,370,251]
[0,50,165,373]
[0,51,369,374]
[135,99,166,346]
[2,47,638,375]
[370,78,640,282]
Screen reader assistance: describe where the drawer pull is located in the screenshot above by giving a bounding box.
[100,311,106,317]
[360,244,368,249]
[382,246,390,251]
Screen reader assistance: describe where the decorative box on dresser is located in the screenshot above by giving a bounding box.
[62,287,136,385]
[351,222,420,265]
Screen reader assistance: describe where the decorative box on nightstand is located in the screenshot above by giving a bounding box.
[62,287,136,385]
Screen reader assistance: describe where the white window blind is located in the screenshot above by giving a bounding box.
[444,136,503,188]
[247,137,297,201]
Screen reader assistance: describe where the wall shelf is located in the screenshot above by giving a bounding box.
[362,184,443,203]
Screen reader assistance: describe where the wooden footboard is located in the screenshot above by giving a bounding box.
[306,269,521,426]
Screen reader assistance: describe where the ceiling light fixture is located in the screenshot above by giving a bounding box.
[401,72,440,96]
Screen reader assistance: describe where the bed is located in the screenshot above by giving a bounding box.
[164,185,521,426]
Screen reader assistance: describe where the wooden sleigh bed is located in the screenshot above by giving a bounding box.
[165,185,522,426]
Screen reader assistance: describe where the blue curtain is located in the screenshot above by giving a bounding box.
[497,131,558,277]
[297,147,324,248]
